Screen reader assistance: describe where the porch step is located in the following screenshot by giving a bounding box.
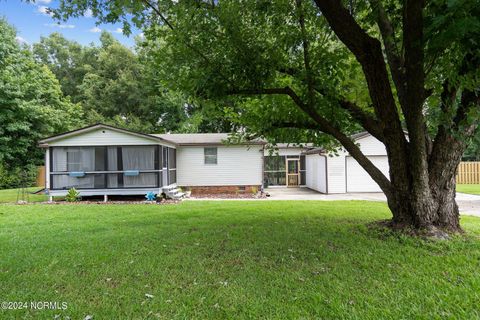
[162,184,178,191]
[162,185,186,200]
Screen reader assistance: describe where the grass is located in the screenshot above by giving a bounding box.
[0,201,479,319]
[457,184,480,195]
[0,187,48,203]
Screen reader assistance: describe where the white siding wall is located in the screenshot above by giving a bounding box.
[346,156,389,192]
[326,155,347,193]
[47,129,174,147]
[177,145,263,186]
[356,135,387,155]
[264,147,305,156]
[305,154,326,193]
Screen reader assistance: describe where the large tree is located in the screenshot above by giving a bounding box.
[0,19,82,171]
[32,30,233,133]
[52,0,479,233]
[32,32,98,102]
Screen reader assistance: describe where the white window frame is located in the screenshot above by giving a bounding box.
[204,147,218,165]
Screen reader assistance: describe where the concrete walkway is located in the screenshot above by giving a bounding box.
[265,187,480,217]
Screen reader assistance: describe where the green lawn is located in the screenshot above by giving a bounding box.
[0,201,479,319]
[0,187,48,203]
[457,184,480,195]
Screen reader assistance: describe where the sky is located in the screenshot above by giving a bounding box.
[0,0,141,47]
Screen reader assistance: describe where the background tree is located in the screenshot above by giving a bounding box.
[32,30,233,133]
[32,32,98,102]
[0,19,83,188]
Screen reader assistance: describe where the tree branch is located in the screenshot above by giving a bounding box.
[369,0,407,108]
[337,100,384,142]
[261,121,320,133]
[312,0,408,183]
[277,66,384,142]
[229,86,392,193]
[142,0,234,87]
[296,0,316,108]
[312,87,384,142]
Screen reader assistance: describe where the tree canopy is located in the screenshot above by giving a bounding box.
[50,0,480,232]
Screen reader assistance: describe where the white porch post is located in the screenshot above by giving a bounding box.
[45,148,50,190]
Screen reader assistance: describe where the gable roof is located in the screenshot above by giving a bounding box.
[38,123,173,146]
[152,133,266,146]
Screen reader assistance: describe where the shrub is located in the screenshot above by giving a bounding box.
[0,163,37,190]
[65,188,80,202]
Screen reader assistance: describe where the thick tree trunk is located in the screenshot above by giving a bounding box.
[386,183,460,232]
[388,184,461,232]
[384,144,463,233]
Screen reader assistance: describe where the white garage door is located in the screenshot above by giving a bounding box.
[346,156,389,192]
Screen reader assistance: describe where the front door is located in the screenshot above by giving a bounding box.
[287,159,300,187]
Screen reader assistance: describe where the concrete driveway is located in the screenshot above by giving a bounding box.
[265,187,480,217]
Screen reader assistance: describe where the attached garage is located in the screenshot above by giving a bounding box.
[345,156,389,192]
[304,132,391,194]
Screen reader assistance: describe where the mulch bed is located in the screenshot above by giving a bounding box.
[189,192,267,199]
[36,200,180,205]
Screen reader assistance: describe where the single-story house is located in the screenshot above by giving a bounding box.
[38,124,389,199]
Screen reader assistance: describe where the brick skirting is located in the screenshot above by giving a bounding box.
[181,185,261,195]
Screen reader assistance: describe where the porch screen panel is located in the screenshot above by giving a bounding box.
[52,147,95,171]
[264,156,286,186]
[68,147,95,171]
[169,148,176,169]
[122,146,157,187]
[168,148,177,184]
[107,147,118,188]
[169,170,176,184]
[162,147,168,168]
[52,148,67,171]
[52,175,95,189]
[51,147,95,189]
[300,155,306,185]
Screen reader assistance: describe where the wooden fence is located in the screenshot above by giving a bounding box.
[36,166,46,187]
[456,162,480,184]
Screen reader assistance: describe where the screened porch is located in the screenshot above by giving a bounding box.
[49,145,176,191]
[264,155,306,187]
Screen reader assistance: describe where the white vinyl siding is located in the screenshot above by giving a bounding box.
[264,147,305,157]
[177,145,263,186]
[305,154,326,193]
[326,155,347,193]
[355,135,387,155]
[47,128,174,147]
[346,156,389,192]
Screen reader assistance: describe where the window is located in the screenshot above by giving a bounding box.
[264,156,286,186]
[204,147,217,164]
